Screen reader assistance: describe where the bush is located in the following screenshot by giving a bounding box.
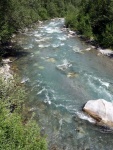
[77,14,93,38]
[0,77,47,150]
[38,8,48,20]
[100,24,113,48]
[65,4,78,30]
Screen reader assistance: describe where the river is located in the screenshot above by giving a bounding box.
[13,18,113,150]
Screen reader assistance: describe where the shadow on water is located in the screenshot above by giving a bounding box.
[109,54,113,58]
[0,44,30,59]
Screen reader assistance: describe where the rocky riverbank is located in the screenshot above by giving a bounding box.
[0,58,13,81]
[64,27,113,57]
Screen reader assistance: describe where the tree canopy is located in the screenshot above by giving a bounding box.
[65,0,113,48]
[0,0,113,48]
[0,0,76,44]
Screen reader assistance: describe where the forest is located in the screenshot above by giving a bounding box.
[0,0,76,44]
[65,0,113,48]
[0,0,113,48]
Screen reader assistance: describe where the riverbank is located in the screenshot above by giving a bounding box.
[65,27,113,57]
[0,57,47,150]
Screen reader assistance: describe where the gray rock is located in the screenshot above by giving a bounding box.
[83,99,113,128]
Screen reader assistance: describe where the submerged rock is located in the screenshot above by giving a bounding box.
[56,64,71,71]
[83,99,113,128]
[76,127,86,139]
[46,58,56,63]
[85,47,91,51]
[21,77,29,83]
[73,46,84,54]
[67,72,78,78]
[56,59,72,71]
[38,66,45,69]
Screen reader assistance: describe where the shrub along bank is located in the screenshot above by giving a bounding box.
[0,77,47,150]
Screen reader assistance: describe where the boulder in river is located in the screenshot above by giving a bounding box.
[56,59,72,71]
[83,99,113,128]
[46,58,56,63]
[67,72,78,78]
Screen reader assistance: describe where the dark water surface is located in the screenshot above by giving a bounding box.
[14,19,113,150]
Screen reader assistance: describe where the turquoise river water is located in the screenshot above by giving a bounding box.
[13,19,113,150]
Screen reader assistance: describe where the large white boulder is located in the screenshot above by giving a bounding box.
[83,99,113,128]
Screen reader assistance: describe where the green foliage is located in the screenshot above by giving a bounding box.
[47,2,58,18]
[0,77,25,112]
[0,108,47,150]
[0,0,71,44]
[65,12,77,30]
[65,4,78,29]
[0,77,47,150]
[38,8,48,20]
[100,24,113,48]
[2,0,113,48]
[0,0,83,44]
[77,14,93,38]
[66,0,113,48]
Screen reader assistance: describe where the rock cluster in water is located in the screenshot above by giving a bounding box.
[83,99,113,129]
